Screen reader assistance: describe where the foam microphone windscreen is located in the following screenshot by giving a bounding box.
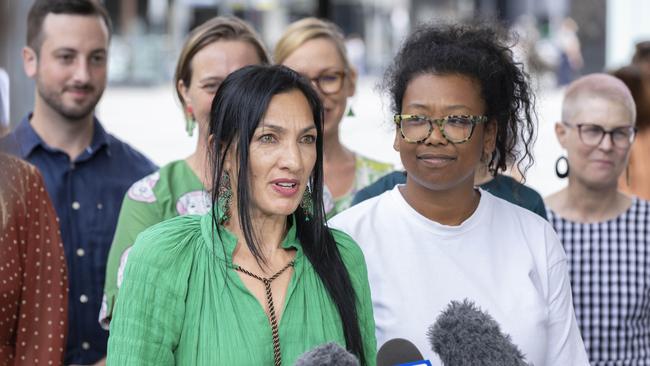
[427,299,530,366]
[377,338,427,366]
[293,342,359,366]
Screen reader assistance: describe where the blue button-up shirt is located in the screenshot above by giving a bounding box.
[0,115,156,365]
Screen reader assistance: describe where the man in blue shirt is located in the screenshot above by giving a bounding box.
[0,1,156,364]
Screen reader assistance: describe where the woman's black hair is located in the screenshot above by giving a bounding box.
[207,64,365,364]
[383,20,536,175]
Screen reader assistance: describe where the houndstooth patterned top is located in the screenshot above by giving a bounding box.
[548,198,650,365]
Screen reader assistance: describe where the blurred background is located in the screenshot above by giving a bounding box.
[1,0,650,196]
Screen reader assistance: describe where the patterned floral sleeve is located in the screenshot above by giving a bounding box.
[325,154,394,218]
[100,171,163,329]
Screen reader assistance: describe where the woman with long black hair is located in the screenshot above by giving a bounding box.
[106,65,375,365]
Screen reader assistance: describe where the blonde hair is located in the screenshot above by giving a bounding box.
[274,17,351,69]
[0,154,31,229]
[174,16,270,109]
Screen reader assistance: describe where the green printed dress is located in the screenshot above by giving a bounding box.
[100,160,210,328]
[324,154,393,218]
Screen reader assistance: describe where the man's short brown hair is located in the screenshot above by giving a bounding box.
[27,0,112,53]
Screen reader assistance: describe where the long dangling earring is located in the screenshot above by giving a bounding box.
[218,172,232,224]
[300,182,313,220]
[555,156,569,178]
[185,106,197,137]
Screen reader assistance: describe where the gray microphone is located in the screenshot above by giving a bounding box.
[377,338,431,366]
[427,299,530,366]
[293,342,359,366]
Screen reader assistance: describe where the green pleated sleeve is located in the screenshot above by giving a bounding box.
[106,215,201,365]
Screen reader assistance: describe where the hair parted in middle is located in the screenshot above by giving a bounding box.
[207,64,366,364]
[273,17,351,69]
[383,20,537,176]
[174,16,271,110]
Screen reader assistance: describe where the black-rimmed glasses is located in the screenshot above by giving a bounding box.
[394,114,488,144]
[562,122,636,149]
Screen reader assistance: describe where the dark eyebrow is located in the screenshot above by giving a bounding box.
[405,102,472,114]
[53,47,107,55]
[445,104,472,113]
[258,123,316,133]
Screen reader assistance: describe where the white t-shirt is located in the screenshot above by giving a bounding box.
[329,186,589,366]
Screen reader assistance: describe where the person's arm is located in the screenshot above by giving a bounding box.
[14,167,68,365]
[543,224,589,365]
[100,185,163,329]
[106,220,194,365]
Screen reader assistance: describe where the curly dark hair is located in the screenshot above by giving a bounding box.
[383,20,536,176]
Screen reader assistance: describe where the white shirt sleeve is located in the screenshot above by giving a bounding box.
[544,223,590,365]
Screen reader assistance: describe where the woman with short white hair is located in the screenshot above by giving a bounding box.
[546,73,649,365]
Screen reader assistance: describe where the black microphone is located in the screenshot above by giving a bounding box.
[377,338,431,366]
[427,299,530,366]
[293,342,359,366]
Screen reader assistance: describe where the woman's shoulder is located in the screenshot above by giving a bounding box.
[0,153,39,182]
[356,154,394,172]
[484,189,547,224]
[484,192,569,270]
[482,191,560,249]
[128,214,204,268]
[630,196,650,213]
[124,160,205,206]
[329,228,367,268]
[330,188,393,226]
[490,175,544,201]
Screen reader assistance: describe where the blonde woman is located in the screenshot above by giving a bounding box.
[275,18,393,217]
[100,16,270,328]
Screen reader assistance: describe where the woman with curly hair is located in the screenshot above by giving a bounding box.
[330,22,588,365]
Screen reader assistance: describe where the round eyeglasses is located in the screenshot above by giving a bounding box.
[562,122,636,149]
[306,70,347,95]
[394,114,488,144]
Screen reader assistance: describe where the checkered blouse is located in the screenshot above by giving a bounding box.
[548,198,650,365]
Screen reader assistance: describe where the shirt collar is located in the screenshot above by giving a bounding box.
[13,113,111,159]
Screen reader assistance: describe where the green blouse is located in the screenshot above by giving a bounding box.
[105,213,377,365]
[100,160,209,328]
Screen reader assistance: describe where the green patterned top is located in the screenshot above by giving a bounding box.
[105,213,377,365]
[100,160,210,328]
[325,154,393,218]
